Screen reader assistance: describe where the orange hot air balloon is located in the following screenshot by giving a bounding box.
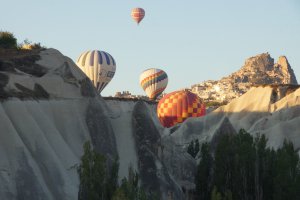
[131,8,145,24]
[157,90,206,128]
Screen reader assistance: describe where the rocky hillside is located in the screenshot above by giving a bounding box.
[0,49,189,200]
[191,53,298,103]
[1,49,300,200]
[169,84,300,156]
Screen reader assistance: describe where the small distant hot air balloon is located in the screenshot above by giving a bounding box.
[157,90,206,128]
[131,8,145,25]
[76,50,116,93]
[140,68,168,100]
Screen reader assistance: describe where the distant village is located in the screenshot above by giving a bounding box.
[114,91,148,99]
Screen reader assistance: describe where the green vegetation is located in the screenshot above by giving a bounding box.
[20,38,43,50]
[195,129,300,200]
[77,141,116,200]
[0,31,43,50]
[78,141,154,200]
[0,31,17,49]
[79,132,300,200]
[112,166,151,200]
[204,101,228,107]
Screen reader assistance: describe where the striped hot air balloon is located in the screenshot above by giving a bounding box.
[157,90,206,128]
[131,8,145,24]
[140,68,168,100]
[76,50,116,93]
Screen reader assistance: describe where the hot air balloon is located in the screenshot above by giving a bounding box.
[131,8,145,25]
[157,90,206,128]
[76,50,116,93]
[140,68,168,100]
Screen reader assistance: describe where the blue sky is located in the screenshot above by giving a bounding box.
[1,0,299,96]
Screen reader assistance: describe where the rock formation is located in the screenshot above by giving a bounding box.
[191,53,298,103]
[1,49,300,200]
[0,48,190,200]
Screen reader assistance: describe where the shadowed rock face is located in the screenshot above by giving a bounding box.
[132,101,184,200]
[16,151,47,200]
[0,54,47,77]
[209,116,237,151]
[80,78,97,97]
[13,83,50,100]
[54,62,79,87]
[0,73,9,99]
[86,98,118,162]
[0,61,16,72]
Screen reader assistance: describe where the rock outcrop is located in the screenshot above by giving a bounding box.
[0,49,117,200]
[192,53,298,103]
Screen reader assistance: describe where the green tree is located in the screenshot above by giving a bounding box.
[196,129,300,200]
[232,129,255,200]
[211,186,222,200]
[254,134,275,200]
[112,188,129,200]
[195,142,213,200]
[273,140,300,200]
[78,141,107,200]
[213,133,235,197]
[112,166,152,200]
[119,166,139,199]
[106,157,120,200]
[0,31,17,49]
[78,142,155,200]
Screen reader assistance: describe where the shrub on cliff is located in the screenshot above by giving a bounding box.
[0,31,17,49]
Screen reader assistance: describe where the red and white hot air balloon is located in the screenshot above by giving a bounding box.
[157,90,206,128]
[131,8,145,25]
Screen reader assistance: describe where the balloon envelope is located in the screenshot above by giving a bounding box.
[76,50,116,93]
[140,68,168,100]
[131,8,145,24]
[157,90,206,128]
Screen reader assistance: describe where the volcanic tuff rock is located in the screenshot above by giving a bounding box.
[0,48,119,200]
[0,48,194,200]
[1,48,300,200]
[191,53,298,103]
[171,85,300,151]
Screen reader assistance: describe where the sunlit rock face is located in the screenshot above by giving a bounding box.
[191,53,298,103]
[0,49,117,200]
[171,85,300,151]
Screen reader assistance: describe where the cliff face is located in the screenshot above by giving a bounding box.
[0,49,191,200]
[0,49,117,200]
[192,53,298,103]
[1,49,300,200]
[172,85,300,150]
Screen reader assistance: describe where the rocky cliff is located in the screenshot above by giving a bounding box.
[1,49,300,200]
[191,53,298,103]
[0,49,191,200]
[0,49,120,200]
